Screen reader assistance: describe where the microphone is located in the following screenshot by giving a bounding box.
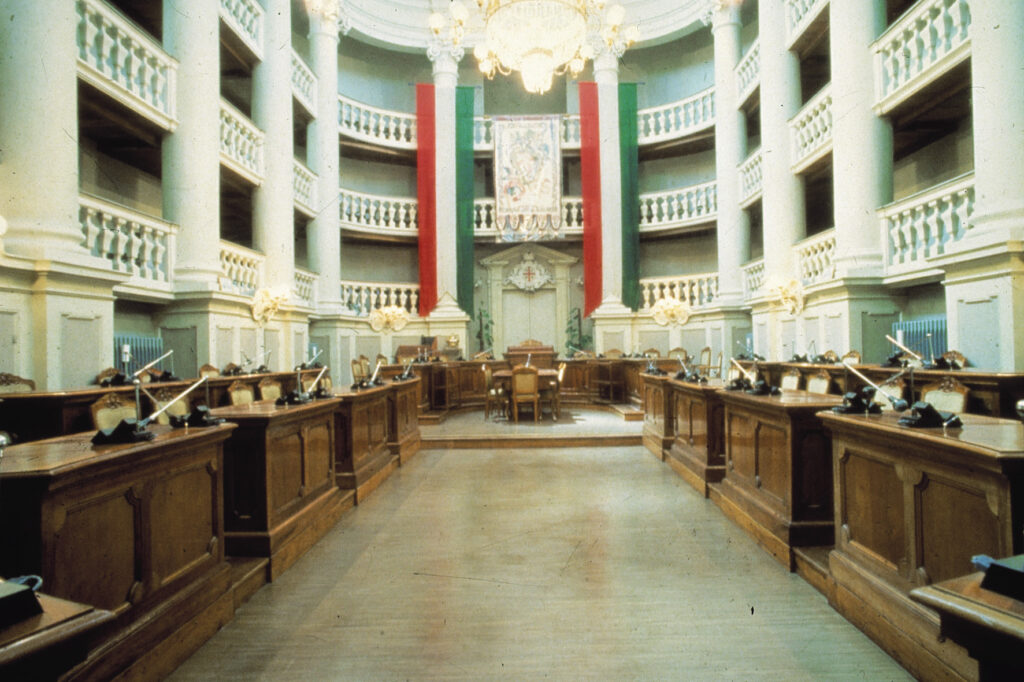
[132,349,174,380]
[306,366,331,398]
[525,353,532,367]
[885,334,923,364]
[93,377,209,444]
[842,361,909,412]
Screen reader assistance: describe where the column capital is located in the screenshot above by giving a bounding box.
[702,0,742,29]
[592,49,619,84]
[428,41,463,85]
[303,0,351,36]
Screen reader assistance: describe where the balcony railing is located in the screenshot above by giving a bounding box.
[76,0,177,131]
[786,0,830,47]
[338,94,417,150]
[790,85,833,172]
[639,272,719,310]
[873,0,971,113]
[739,149,764,206]
[473,197,584,237]
[795,228,837,286]
[220,99,264,185]
[339,189,418,237]
[80,193,176,295]
[637,87,715,145]
[294,268,317,307]
[293,160,317,217]
[219,0,263,60]
[340,280,421,316]
[219,240,264,295]
[880,172,975,281]
[742,258,766,299]
[736,40,760,105]
[291,49,317,117]
[638,181,717,232]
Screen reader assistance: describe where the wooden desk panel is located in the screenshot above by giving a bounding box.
[0,424,236,679]
[641,373,673,459]
[820,411,1024,681]
[666,379,726,497]
[714,390,842,569]
[387,377,422,464]
[332,385,397,503]
[212,399,348,580]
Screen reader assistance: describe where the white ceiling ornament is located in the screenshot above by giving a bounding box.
[505,251,553,291]
[368,305,410,332]
[251,287,290,326]
[774,278,805,316]
[650,296,691,327]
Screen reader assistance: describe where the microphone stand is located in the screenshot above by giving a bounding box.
[841,361,909,412]
[886,334,921,397]
[131,350,175,421]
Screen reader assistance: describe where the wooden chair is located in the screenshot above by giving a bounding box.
[780,368,802,390]
[90,393,137,430]
[351,358,367,383]
[95,367,122,385]
[806,370,833,394]
[199,363,220,378]
[151,387,190,425]
[942,350,967,369]
[712,351,724,378]
[643,348,661,358]
[604,348,624,359]
[922,376,969,413]
[697,346,712,375]
[359,355,371,378]
[841,350,862,365]
[510,365,540,423]
[482,364,507,420]
[821,350,840,364]
[376,353,389,367]
[0,372,35,394]
[877,378,906,411]
[302,374,332,392]
[572,349,594,359]
[667,347,689,362]
[540,362,566,421]
[227,380,255,406]
[519,338,545,347]
[258,377,282,402]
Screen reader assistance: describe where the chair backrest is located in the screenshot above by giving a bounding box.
[922,376,969,413]
[302,374,332,392]
[376,353,389,367]
[780,369,802,390]
[258,378,282,401]
[512,365,539,397]
[151,387,190,425]
[821,350,839,364]
[95,367,121,385]
[841,350,862,365]
[228,380,255,406]
[482,363,494,390]
[643,348,661,358]
[942,350,967,369]
[0,372,35,394]
[713,351,723,377]
[604,348,624,359]
[351,358,367,381]
[519,338,544,347]
[877,378,906,411]
[557,362,566,383]
[667,347,688,361]
[90,393,137,430]
[806,371,832,394]
[699,346,712,366]
[359,355,371,376]
[199,363,220,378]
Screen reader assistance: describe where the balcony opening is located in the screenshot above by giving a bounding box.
[747,200,763,262]
[295,213,310,271]
[221,167,255,249]
[104,0,162,41]
[804,166,834,238]
[796,22,830,106]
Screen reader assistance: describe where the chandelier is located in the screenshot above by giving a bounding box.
[428,1,639,95]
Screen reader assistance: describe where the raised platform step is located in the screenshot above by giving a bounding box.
[611,403,644,421]
[422,433,642,449]
[794,545,835,601]
[228,557,269,609]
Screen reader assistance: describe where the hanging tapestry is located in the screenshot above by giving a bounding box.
[493,116,562,242]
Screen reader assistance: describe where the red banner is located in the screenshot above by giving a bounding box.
[578,82,603,317]
[416,84,437,316]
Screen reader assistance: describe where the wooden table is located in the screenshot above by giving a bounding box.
[665,378,726,497]
[713,389,843,569]
[819,410,1024,681]
[0,592,113,679]
[911,571,1024,681]
[641,373,674,459]
[211,399,350,580]
[330,384,398,503]
[0,423,237,680]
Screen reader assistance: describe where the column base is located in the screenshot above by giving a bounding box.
[426,293,470,354]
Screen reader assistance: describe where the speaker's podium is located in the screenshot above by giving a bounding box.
[504,341,556,368]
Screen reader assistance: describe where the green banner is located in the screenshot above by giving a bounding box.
[618,83,640,311]
[455,86,476,314]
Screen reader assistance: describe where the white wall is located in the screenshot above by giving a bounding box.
[80,141,162,216]
[639,232,718,277]
[340,240,419,281]
[893,117,974,200]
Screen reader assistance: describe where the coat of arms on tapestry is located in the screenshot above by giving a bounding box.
[493,116,562,242]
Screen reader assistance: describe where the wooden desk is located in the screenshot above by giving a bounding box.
[387,377,422,464]
[641,373,673,459]
[0,423,236,680]
[212,399,349,580]
[0,592,113,679]
[331,385,398,503]
[713,389,842,569]
[666,378,726,497]
[820,411,1024,681]
[911,572,1024,681]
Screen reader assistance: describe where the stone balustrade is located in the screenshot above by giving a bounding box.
[739,149,764,206]
[795,228,837,286]
[294,268,317,306]
[880,172,975,281]
[219,240,264,295]
[473,198,584,237]
[638,181,717,232]
[873,0,971,113]
[790,85,833,172]
[291,49,317,116]
[338,93,417,150]
[637,87,716,145]
[785,0,830,47]
[742,259,766,299]
[219,0,264,60]
[736,39,760,105]
[639,272,719,309]
[76,0,177,131]
[219,99,265,184]
[339,189,418,236]
[293,160,317,217]
[340,280,421,316]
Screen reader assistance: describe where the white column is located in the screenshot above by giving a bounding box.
[710,3,749,305]
[307,6,345,312]
[428,45,464,313]
[969,0,1024,243]
[252,0,295,298]
[0,0,83,260]
[593,50,627,312]
[163,0,222,289]
[757,0,804,283]
[831,0,891,278]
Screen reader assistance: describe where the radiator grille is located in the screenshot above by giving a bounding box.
[113,334,166,375]
[891,318,947,360]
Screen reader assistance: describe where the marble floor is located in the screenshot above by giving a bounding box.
[170,438,910,680]
[421,405,643,439]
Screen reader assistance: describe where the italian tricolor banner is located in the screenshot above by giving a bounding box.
[578,82,640,317]
[416,84,475,317]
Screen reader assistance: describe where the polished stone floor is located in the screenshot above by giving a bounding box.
[421,405,643,439]
[171,443,910,680]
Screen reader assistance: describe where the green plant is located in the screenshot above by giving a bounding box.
[565,307,592,354]
[475,306,494,352]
